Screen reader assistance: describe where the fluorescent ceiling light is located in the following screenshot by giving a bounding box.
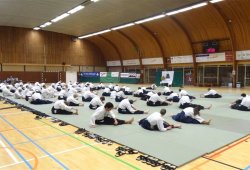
[111,23,135,30]
[91,0,99,2]
[135,14,165,24]
[178,7,192,12]
[40,22,51,28]
[33,27,40,30]
[210,0,223,3]
[79,29,111,39]
[166,11,180,16]
[192,2,207,8]
[166,2,207,16]
[44,22,51,26]
[94,29,111,35]
[79,34,94,39]
[68,5,84,14]
[51,13,69,22]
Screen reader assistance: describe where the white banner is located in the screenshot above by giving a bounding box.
[236,50,250,60]
[196,52,226,62]
[170,55,193,64]
[123,59,140,66]
[120,73,140,78]
[100,72,107,77]
[111,72,119,77]
[107,60,121,66]
[142,57,163,65]
[66,71,77,84]
[120,73,129,78]
[160,71,174,85]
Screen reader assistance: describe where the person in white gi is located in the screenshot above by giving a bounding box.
[147,92,172,106]
[139,109,181,131]
[89,96,105,110]
[118,99,148,114]
[200,88,222,98]
[51,100,78,115]
[172,107,211,125]
[67,94,84,106]
[230,93,250,111]
[89,102,134,128]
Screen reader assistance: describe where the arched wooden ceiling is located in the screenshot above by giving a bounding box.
[116,25,162,58]
[86,0,250,62]
[142,17,192,56]
[77,40,105,66]
[102,31,138,60]
[215,0,250,50]
[87,36,119,61]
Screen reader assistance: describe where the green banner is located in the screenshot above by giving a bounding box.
[100,72,119,83]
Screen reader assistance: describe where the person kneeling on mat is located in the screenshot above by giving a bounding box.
[51,100,78,115]
[118,99,148,114]
[89,102,134,128]
[139,109,181,131]
[172,107,211,125]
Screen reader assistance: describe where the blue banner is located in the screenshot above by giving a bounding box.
[80,72,100,77]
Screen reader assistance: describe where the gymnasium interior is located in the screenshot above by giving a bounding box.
[0,0,249,170]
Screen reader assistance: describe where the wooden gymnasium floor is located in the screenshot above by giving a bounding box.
[0,98,249,170]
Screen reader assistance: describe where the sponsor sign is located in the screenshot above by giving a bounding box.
[81,72,99,77]
[123,59,140,66]
[170,55,193,64]
[107,60,121,66]
[236,50,250,60]
[142,57,163,65]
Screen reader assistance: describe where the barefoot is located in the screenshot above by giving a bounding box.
[144,110,149,114]
[174,125,182,129]
[207,104,212,110]
[127,117,134,124]
[207,119,211,125]
[89,125,96,128]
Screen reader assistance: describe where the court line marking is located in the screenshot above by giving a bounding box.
[0,115,69,170]
[13,134,66,145]
[0,132,33,169]
[0,144,97,169]
[202,156,242,170]
[0,125,45,133]
[191,136,249,170]
[39,119,140,170]
[0,139,19,163]
[205,136,250,158]
[0,111,29,116]
[0,147,39,170]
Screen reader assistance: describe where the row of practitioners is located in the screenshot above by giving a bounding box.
[1,81,249,111]
[51,98,211,132]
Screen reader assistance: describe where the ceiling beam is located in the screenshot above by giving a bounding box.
[99,35,124,71]
[209,3,237,88]
[84,39,108,71]
[139,24,167,69]
[116,30,143,67]
[170,16,197,85]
